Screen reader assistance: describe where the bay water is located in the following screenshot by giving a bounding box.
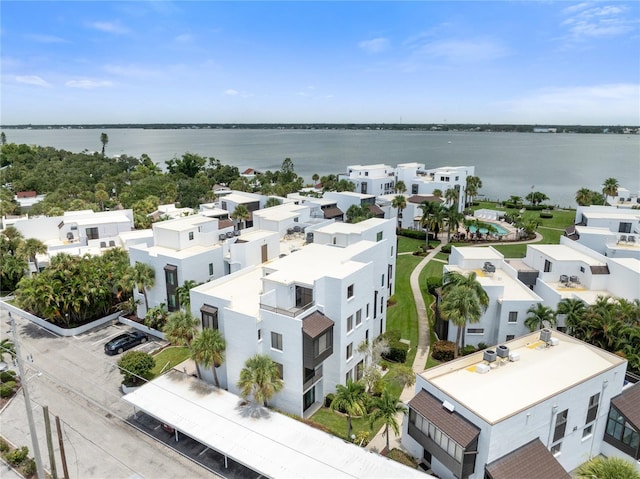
[3,128,638,208]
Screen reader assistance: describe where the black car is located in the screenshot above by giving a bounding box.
[104,331,149,355]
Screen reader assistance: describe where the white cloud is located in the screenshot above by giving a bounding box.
[87,21,129,35]
[416,38,510,63]
[174,33,193,43]
[358,37,390,54]
[66,79,113,89]
[225,89,239,96]
[103,64,161,78]
[505,83,640,124]
[561,3,634,41]
[15,75,52,87]
[24,34,68,43]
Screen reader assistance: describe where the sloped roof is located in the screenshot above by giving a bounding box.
[302,311,335,339]
[323,207,344,219]
[485,439,570,479]
[368,204,385,217]
[407,195,443,204]
[611,383,640,428]
[408,390,480,447]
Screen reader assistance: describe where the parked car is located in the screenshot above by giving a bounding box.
[104,331,149,355]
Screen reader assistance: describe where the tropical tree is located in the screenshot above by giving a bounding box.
[525,191,549,206]
[394,180,406,194]
[100,132,109,157]
[575,188,593,206]
[191,328,226,387]
[231,204,250,230]
[264,197,281,208]
[143,303,168,330]
[163,310,199,347]
[556,298,587,335]
[131,262,155,313]
[574,456,640,479]
[368,389,407,453]
[391,195,406,229]
[311,173,320,185]
[524,303,556,331]
[508,195,523,208]
[16,238,46,275]
[0,131,6,145]
[177,279,199,311]
[346,204,373,224]
[442,271,490,310]
[465,176,482,206]
[117,350,155,387]
[440,284,484,358]
[602,177,619,203]
[444,187,458,207]
[419,200,440,248]
[330,379,367,439]
[357,338,389,393]
[237,354,284,407]
[443,205,464,242]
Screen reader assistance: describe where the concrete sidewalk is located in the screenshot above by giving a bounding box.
[366,239,447,454]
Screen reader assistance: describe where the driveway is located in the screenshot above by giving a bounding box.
[0,309,217,479]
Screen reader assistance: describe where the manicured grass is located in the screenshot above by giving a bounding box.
[311,407,385,441]
[397,236,425,254]
[491,244,527,258]
[387,254,422,364]
[387,448,418,467]
[151,346,190,376]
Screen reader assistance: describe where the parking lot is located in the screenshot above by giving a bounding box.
[0,309,216,479]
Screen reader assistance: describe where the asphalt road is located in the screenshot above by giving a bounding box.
[0,308,219,479]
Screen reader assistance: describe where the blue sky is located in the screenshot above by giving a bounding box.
[2,1,639,125]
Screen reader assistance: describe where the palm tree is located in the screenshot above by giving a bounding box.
[163,310,199,347]
[0,338,16,361]
[177,279,199,311]
[440,284,484,358]
[391,195,406,230]
[100,132,109,157]
[556,298,586,335]
[330,379,367,439]
[17,238,47,274]
[237,354,284,407]
[524,303,556,331]
[191,328,226,387]
[368,389,407,453]
[575,188,593,206]
[602,177,619,203]
[574,456,640,479]
[465,176,482,206]
[444,187,458,208]
[442,271,490,310]
[419,200,440,249]
[131,262,155,313]
[443,205,464,242]
[394,180,406,194]
[231,204,250,230]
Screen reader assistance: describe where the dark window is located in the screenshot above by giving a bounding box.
[355,360,364,380]
[346,342,353,359]
[506,334,515,341]
[551,442,561,455]
[271,332,283,351]
[347,315,353,332]
[303,386,315,411]
[544,260,552,272]
[619,222,632,233]
[209,263,214,275]
[258,329,262,341]
[553,409,568,442]
[313,332,332,356]
[274,362,283,380]
[586,393,599,423]
[86,227,99,240]
[188,231,194,240]
[508,311,518,323]
[467,328,484,334]
[356,309,362,326]
[366,303,370,318]
[412,184,418,194]
[583,425,593,438]
[347,284,354,299]
[376,231,383,242]
[296,285,313,308]
[606,407,640,451]
[200,305,219,330]
[164,265,179,312]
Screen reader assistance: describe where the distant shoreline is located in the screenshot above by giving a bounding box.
[1,123,639,134]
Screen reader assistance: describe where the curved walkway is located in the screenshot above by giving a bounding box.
[367,231,544,454]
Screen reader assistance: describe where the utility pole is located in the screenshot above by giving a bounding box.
[8,312,46,479]
[55,415,70,479]
[43,405,58,479]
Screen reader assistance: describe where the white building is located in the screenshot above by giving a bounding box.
[402,330,628,479]
[340,164,396,196]
[567,205,640,259]
[188,218,396,416]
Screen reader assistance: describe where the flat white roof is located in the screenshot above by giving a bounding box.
[422,331,625,424]
[154,215,214,232]
[222,193,258,204]
[136,243,221,260]
[253,203,307,222]
[124,372,428,479]
[583,211,640,221]
[73,214,131,226]
[194,266,263,316]
[452,246,504,261]
[314,217,387,235]
[446,265,540,301]
[529,244,605,265]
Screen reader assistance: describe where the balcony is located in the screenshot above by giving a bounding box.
[303,365,323,391]
[259,301,314,318]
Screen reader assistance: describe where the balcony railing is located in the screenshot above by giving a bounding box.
[303,365,323,391]
[259,301,314,318]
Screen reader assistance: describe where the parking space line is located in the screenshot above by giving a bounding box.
[92,331,124,346]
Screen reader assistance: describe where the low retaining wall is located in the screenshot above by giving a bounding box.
[0,301,119,336]
[118,316,166,341]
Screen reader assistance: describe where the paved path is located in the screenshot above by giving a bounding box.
[366,230,543,455]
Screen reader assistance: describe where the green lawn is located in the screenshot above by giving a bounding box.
[311,407,385,441]
[397,236,425,254]
[151,346,190,376]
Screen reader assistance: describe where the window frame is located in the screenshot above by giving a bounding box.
[271,331,283,351]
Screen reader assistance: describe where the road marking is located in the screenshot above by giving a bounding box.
[92,331,124,346]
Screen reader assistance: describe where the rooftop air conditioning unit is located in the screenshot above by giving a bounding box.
[540,328,552,343]
[549,337,560,346]
[508,351,521,362]
[476,363,490,374]
[483,350,497,363]
[219,234,226,241]
[496,345,510,358]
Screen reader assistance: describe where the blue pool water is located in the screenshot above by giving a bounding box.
[469,223,509,236]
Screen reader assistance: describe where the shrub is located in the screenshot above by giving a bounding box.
[6,446,29,466]
[440,244,452,254]
[23,458,37,477]
[382,341,408,363]
[118,350,155,387]
[460,345,477,356]
[324,393,335,408]
[387,295,397,306]
[540,212,553,219]
[477,342,489,350]
[381,330,401,343]
[0,437,9,453]
[425,277,442,295]
[431,340,456,361]
[1,380,17,398]
[0,370,17,383]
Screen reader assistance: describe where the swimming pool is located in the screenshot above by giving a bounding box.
[469,223,510,236]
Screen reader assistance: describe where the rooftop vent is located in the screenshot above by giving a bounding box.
[549,337,560,347]
[476,363,490,374]
[306,232,314,243]
[496,345,510,358]
[483,350,497,363]
[509,351,521,362]
[218,234,226,241]
[540,328,552,343]
[442,400,455,413]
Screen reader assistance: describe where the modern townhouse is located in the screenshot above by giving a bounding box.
[340,163,396,195]
[188,217,396,417]
[401,330,630,479]
[323,191,384,219]
[566,205,640,259]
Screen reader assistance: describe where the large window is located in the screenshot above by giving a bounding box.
[409,409,464,463]
[619,222,632,233]
[200,305,218,330]
[553,409,568,443]
[313,332,332,356]
[295,285,313,308]
[606,407,640,452]
[85,227,99,240]
[544,260,552,272]
[271,332,283,351]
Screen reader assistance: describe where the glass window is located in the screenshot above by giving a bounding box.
[346,342,353,360]
[347,284,354,298]
[582,425,593,438]
[376,231,383,242]
[467,328,484,334]
[188,231,194,240]
[271,332,283,351]
[586,393,599,423]
[347,315,353,332]
[508,311,518,323]
[551,442,561,456]
[356,309,362,326]
[208,263,214,275]
[274,362,283,380]
[544,259,552,272]
[85,227,99,240]
[553,409,568,442]
[257,329,262,341]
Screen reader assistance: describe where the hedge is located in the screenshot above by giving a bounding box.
[398,229,427,240]
[324,393,335,408]
[431,340,456,361]
[0,370,17,383]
